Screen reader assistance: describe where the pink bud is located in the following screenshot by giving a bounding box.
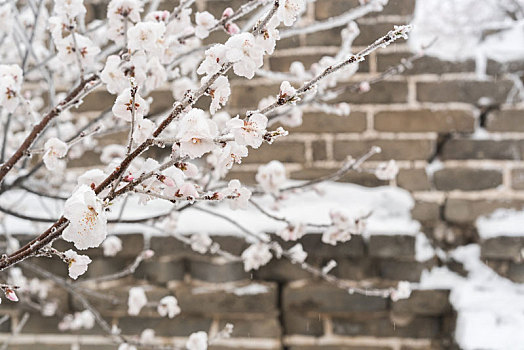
[5,289,18,302]
[124,175,134,182]
[142,250,155,259]
[226,23,240,35]
[162,176,176,187]
[222,7,234,18]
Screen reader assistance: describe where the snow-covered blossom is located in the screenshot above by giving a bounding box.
[227,113,268,148]
[321,211,365,246]
[190,233,213,254]
[391,281,412,301]
[241,243,272,271]
[186,331,208,350]
[128,287,147,315]
[209,142,248,178]
[100,144,126,164]
[64,250,92,279]
[225,33,264,79]
[172,77,197,100]
[279,81,297,103]
[102,236,122,257]
[176,109,218,158]
[0,64,23,112]
[100,55,128,94]
[55,34,101,68]
[225,179,252,210]
[208,76,230,114]
[144,56,167,92]
[134,118,156,144]
[277,223,305,241]
[107,0,142,23]
[112,88,149,121]
[54,0,86,19]
[197,44,228,76]
[375,160,399,180]
[178,182,200,201]
[288,243,307,263]
[59,310,95,331]
[277,0,305,26]
[195,11,217,39]
[63,185,108,250]
[127,22,165,55]
[256,160,287,195]
[157,296,181,318]
[43,138,68,171]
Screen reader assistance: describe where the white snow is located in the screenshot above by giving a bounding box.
[409,0,524,72]
[476,208,524,239]
[419,245,524,350]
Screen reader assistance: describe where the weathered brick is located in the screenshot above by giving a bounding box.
[374,109,475,133]
[416,80,513,104]
[332,314,443,338]
[188,258,248,282]
[377,259,427,281]
[174,281,278,314]
[290,168,389,187]
[217,317,281,338]
[444,198,524,224]
[332,81,409,104]
[294,111,367,133]
[283,282,388,313]
[283,313,324,336]
[149,236,187,257]
[118,315,212,336]
[481,237,524,261]
[8,345,72,350]
[230,83,280,109]
[433,168,503,191]
[288,346,391,350]
[377,53,475,75]
[22,314,106,335]
[397,168,431,191]
[486,59,524,76]
[441,139,524,160]
[486,109,524,132]
[334,139,435,161]
[511,168,524,190]
[314,0,415,19]
[244,140,306,163]
[369,235,415,259]
[255,258,320,282]
[333,258,377,280]
[507,263,524,283]
[312,140,328,160]
[392,290,451,316]
[134,258,185,283]
[299,233,366,258]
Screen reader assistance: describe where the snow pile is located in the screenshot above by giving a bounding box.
[476,208,524,239]
[409,0,524,71]
[419,245,524,350]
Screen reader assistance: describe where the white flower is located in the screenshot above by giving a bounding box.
[176,109,218,159]
[321,211,364,246]
[209,142,248,179]
[127,22,165,55]
[279,81,296,101]
[177,182,200,201]
[55,34,101,68]
[256,16,280,55]
[227,113,268,149]
[375,160,399,180]
[197,44,228,76]
[54,0,86,19]
[101,55,128,94]
[64,250,92,279]
[241,243,272,271]
[195,11,217,39]
[128,287,147,315]
[59,310,95,330]
[43,138,68,171]
[157,296,181,318]
[225,33,264,79]
[208,76,230,114]
[102,236,122,257]
[140,329,156,343]
[225,179,251,210]
[100,144,126,164]
[134,118,156,144]
[277,0,305,26]
[256,160,286,195]
[190,233,213,254]
[144,56,167,92]
[288,243,307,263]
[277,223,305,241]
[112,88,149,121]
[172,77,197,101]
[63,185,108,250]
[0,64,23,112]
[107,0,142,23]
[391,281,412,301]
[186,331,208,350]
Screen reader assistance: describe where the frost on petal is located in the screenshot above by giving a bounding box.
[256,160,287,195]
[176,109,218,159]
[288,243,307,263]
[128,287,147,315]
[101,55,128,94]
[157,296,181,318]
[186,331,208,350]
[64,250,92,280]
[225,33,264,79]
[241,243,272,271]
[227,113,268,149]
[112,88,149,121]
[43,137,68,171]
[63,185,108,250]
[208,76,230,115]
[195,11,217,39]
[277,0,305,26]
[127,22,166,55]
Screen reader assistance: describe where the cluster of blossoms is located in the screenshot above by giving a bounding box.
[0,0,417,345]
